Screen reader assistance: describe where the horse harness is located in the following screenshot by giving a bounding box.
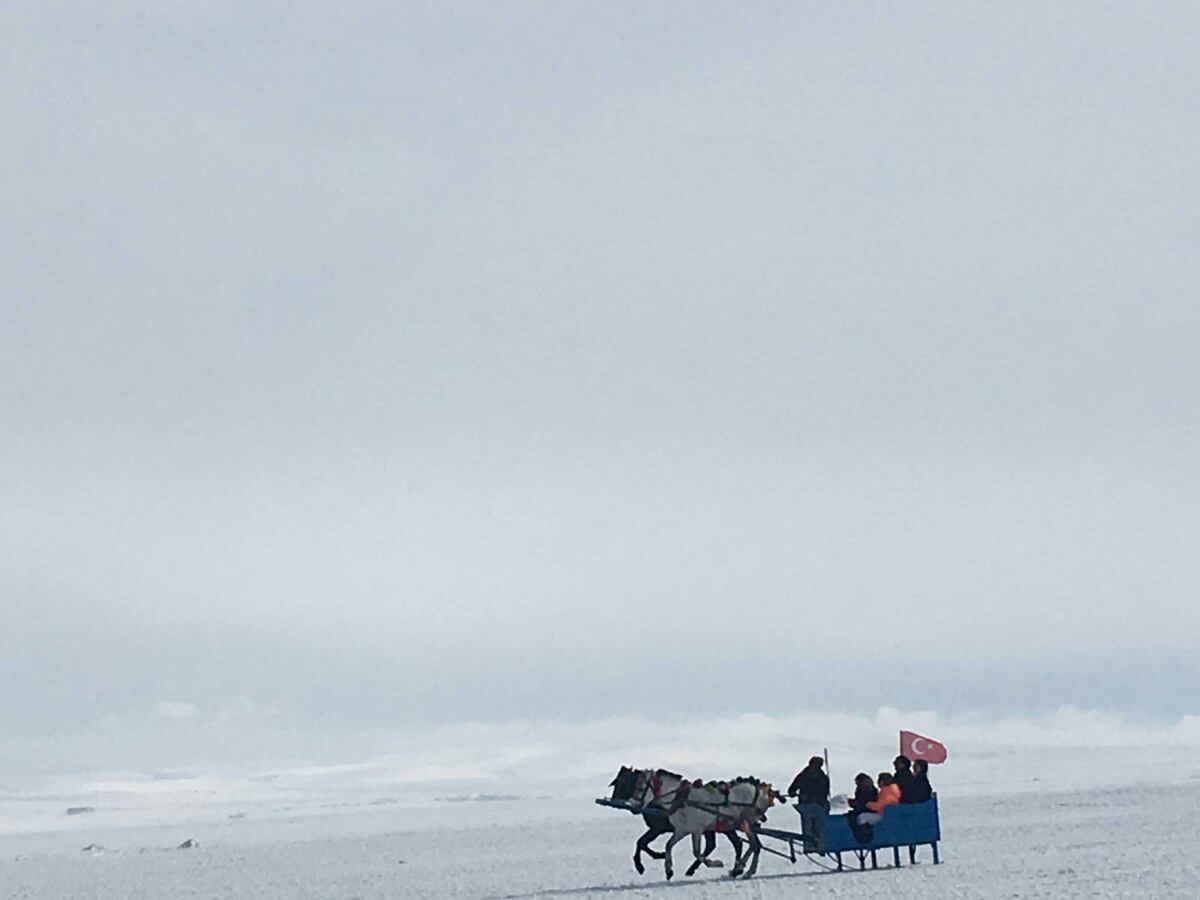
[678,778,769,831]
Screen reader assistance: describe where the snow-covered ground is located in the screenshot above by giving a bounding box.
[5,713,1200,897]
[3,761,1200,898]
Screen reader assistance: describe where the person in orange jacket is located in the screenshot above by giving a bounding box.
[866,772,902,814]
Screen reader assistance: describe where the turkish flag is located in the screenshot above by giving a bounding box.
[900,730,948,764]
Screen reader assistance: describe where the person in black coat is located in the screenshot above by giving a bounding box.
[893,755,915,801]
[903,759,934,863]
[848,772,878,815]
[905,758,933,803]
[787,756,831,810]
[845,772,879,842]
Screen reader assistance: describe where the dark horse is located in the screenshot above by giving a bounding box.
[611,767,743,875]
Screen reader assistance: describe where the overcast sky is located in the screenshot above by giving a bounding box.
[3,2,1199,753]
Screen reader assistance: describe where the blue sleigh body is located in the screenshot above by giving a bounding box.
[774,796,941,870]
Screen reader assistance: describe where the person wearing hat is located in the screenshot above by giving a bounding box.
[787,756,831,811]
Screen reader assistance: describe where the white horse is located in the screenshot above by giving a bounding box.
[662,777,783,880]
[609,767,742,874]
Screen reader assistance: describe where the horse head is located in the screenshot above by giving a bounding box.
[724,776,782,823]
[759,782,783,807]
[610,766,643,802]
[758,782,785,813]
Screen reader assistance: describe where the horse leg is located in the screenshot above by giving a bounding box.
[642,823,667,861]
[742,829,763,879]
[633,826,653,874]
[730,824,749,877]
[634,817,668,873]
[685,832,706,877]
[663,831,685,881]
[722,830,743,873]
[700,831,725,868]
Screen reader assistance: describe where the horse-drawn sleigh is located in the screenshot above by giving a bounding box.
[596,766,942,879]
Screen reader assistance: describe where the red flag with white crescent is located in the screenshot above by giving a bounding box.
[900,729,948,764]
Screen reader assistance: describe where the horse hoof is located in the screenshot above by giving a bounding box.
[633,859,644,875]
[665,870,673,882]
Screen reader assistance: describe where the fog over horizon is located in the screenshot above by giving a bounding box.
[4,2,1199,773]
